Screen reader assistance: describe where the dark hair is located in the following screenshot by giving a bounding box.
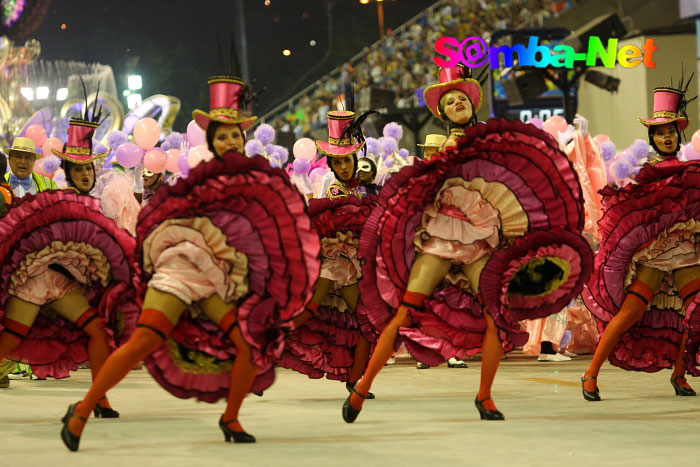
[648,122,681,156]
[62,160,96,193]
[205,121,245,157]
[0,152,6,176]
[438,93,478,130]
[328,152,358,182]
[357,157,377,186]
[205,121,222,155]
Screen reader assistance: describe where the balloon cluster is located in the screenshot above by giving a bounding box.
[680,129,700,161]
[106,118,214,176]
[362,122,411,178]
[21,124,60,178]
[529,115,577,145]
[244,123,290,168]
[599,134,651,183]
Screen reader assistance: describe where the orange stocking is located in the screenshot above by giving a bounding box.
[219,309,258,434]
[75,308,114,409]
[348,336,371,384]
[0,318,30,359]
[671,279,700,384]
[584,279,654,391]
[69,309,174,437]
[350,291,426,410]
[477,312,503,411]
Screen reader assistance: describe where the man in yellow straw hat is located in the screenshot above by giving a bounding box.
[1,136,58,387]
[4,136,57,198]
[417,134,447,162]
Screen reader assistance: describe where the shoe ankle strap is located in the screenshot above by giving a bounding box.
[581,374,597,382]
[350,385,369,399]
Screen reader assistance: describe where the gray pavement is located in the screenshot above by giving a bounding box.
[2,356,698,466]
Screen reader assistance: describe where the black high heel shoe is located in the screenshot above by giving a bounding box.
[581,374,601,401]
[474,396,504,420]
[342,386,369,423]
[671,376,697,396]
[94,405,120,418]
[218,416,256,443]
[60,402,86,451]
[346,382,375,399]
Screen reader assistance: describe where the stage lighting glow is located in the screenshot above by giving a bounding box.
[56,88,68,101]
[282,49,291,56]
[127,93,142,110]
[310,40,316,46]
[20,87,33,101]
[35,86,49,99]
[127,74,142,91]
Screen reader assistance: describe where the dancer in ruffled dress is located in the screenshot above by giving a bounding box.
[61,68,320,450]
[279,107,377,397]
[583,78,700,400]
[0,115,141,411]
[345,65,592,422]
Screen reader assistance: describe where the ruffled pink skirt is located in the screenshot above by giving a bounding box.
[415,179,501,265]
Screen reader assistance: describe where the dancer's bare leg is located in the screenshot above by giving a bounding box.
[293,277,333,328]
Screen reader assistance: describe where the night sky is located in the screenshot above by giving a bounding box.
[30,0,436,130]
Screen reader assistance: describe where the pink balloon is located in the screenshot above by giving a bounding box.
[26,124,47,146]
[548,115,568,133]
[593,134,610,145]
[542,119,559,137]
[42,137,63,158]
[293,138,316,161]
[685,144,700,161]
[527,117,544,130]
[187,145,213,168]
[691,130,700,153]
[165,148,181,173]
[133,117,161,150]
[33,159,52,178]
[115,142,143,168]
[144,148,167,173]
[187,120,207,147]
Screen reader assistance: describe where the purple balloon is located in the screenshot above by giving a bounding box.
[309,167,326,182]
[630,139,649,160]
[618,149,636,166]
[293,158,311,175]
[600,141,616,161]
[115,142,143,168]
[527,117,544,130]
[177,153,190,173]
[385,158,394,168]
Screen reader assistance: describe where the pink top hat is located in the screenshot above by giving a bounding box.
[53,119,106,164]
[315,110,366,157]
[192,76,258,131]
[424,66,482,121]
[638,87,689,131]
